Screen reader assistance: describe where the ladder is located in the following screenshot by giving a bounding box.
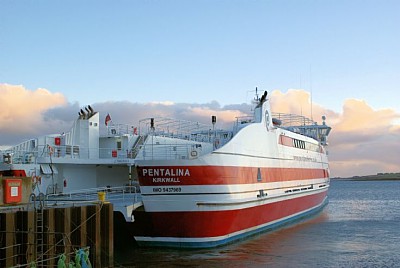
[131,135,148,158]
[35,193,45,263]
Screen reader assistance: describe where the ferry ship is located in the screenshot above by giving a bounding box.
[1,90,331,248]
[130,90,331,247]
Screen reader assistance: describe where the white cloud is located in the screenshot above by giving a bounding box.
[0,84,67,141]
[269,89,400,177]
[149,101,175,106]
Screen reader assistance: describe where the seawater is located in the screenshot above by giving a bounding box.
[115,180,400,267]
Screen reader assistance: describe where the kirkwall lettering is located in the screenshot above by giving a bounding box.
[152,177,181,183]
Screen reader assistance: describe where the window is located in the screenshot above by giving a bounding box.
[265,111,270,129]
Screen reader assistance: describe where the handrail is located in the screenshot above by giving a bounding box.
[139,142,215,160]
[139,117,213,137]
[0,145,141,164]
[46,185,139,203]
[272,113,315,127]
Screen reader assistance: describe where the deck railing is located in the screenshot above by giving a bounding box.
[139,143,213,160]
[1,145,140,164]
[271,113,315,127]
[45,185,140,204]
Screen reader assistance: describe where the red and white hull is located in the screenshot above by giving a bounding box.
[131,178,328,247]
[132,158,329,247]
[131,91,331,247]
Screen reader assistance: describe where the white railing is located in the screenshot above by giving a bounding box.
[45,185,140,203]
[234,113,316,128]
[139,117,213,139]
[104,124,138,136]
[272,113,315,127]
[1,145,140,164]
[139,143,211,160]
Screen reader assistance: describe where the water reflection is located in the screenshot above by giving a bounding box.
[116,212,330,267]
[115,181,400,267]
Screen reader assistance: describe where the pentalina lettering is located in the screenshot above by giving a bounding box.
[142,168,190,177]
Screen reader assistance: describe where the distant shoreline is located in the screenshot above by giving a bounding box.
[333,173,400,181]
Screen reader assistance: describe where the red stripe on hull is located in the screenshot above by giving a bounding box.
[131,191,327,238]
[137,166,328,186]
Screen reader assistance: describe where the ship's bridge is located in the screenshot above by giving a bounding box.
[234,113,331,145]
[272,113,331,145]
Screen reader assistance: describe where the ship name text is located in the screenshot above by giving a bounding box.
[142,168,191,177]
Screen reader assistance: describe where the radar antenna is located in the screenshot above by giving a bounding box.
[254,87,259,101]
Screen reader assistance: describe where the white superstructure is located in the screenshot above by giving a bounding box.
[0,106,140,195]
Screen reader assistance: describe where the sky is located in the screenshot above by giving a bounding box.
[1,0,399,177]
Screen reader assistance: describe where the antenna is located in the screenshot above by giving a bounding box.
[310,64,314,121]
[299,73,302,89]
[255,87,259,101]
[246,87,259,107]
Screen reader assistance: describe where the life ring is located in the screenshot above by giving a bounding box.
[48,145,54,155]
[190,150,198,157]
[32,175,42,185]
